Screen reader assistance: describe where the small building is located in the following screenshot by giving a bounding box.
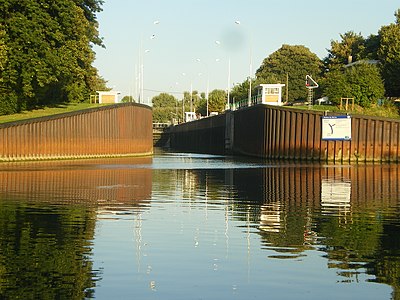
[95,91,121,104]
[255,84,285,106]
[185,112,197,122]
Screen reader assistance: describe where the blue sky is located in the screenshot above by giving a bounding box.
[93,0,399,104]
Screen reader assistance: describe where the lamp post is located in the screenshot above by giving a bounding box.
[139,48,150,104]
[234,20,253,107]
[181,72,194,113]
[137,20,159,105]
[196,58,210,116]
[215,40,231,110]
[182,72,203,121]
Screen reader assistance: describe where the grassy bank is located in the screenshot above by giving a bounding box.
[286,103,400,119]
[0,103,112,124]
[1,102,399,125]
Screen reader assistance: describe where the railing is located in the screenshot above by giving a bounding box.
[231,95,262,110]
[153,122,170,130]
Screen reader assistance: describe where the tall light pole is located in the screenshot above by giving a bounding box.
[235,20,253,107]
[227,57,231,110]
[196,58,210,116]
[137,20,159,105]
[181,72,195,122]
[215,40,231,111]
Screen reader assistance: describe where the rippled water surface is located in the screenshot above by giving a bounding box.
[1,152,400,299]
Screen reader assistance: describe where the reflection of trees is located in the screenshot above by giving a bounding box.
[315,213,382,280]
[371,221,400,300]
[226,164,400,295]
[144,163,400,297]
[0,157,153,298]
[0,201,98,299]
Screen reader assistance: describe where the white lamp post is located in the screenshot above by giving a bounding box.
[137,20,160,105]
[215,40,231,110]
[234,20,253,107]
[196,58,210,116]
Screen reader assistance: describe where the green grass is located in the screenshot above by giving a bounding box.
[1,102,399,125]
[0,103,113,124]
[284,103,400,119]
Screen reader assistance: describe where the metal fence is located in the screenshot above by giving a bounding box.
[0,103,153,161]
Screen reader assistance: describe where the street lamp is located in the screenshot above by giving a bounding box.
[196,58,210,116]
[139,48,150,104]
[181,72,194,113]
[137,20,160,105]
[234,20,253,107]
[215,40,231,110]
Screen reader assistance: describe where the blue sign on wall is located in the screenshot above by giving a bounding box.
[321,115,352,141]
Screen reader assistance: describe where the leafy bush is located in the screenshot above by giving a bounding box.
[323,64,385,108]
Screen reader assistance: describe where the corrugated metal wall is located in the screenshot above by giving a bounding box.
[171,104,400,163]
[233,105,400,162]
[170,114,226,155]
[0,103,153,161]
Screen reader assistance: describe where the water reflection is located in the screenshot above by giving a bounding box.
[0,157,152,299]
[0,155,399,299]
[0,157,152,207]
[147,160,400,298]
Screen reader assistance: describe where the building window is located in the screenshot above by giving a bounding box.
[265,88,279,95]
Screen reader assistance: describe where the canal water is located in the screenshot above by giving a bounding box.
[0,151,399,299]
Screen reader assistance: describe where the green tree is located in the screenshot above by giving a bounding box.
[362,34,380,60]
[0,28,6,72]
[196,97,207,116]
[181,90,204,113]
[323,63,385,107]
[208,89,226,113]
[377,9,400,97]
[324,31,366,71]
[256,45,322,102]
[121,95,135,103]
[152,93,178,123]
[0,0,104,114]
[152,93,176,107]
[321,70,348,105]
[230,79,256,104]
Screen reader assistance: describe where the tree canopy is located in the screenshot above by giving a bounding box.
[377,9,400,97]
[322,9,400,99]
[324,31,366,71]
[208,89,226,113]
[152,93,176,108]
[256,45,323,102]
[152,93,178,123]
[323,63,385,107]
[0,0,106,115]
[121,95,135,103]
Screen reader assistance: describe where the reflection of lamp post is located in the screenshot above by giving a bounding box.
[196,58,210,116]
